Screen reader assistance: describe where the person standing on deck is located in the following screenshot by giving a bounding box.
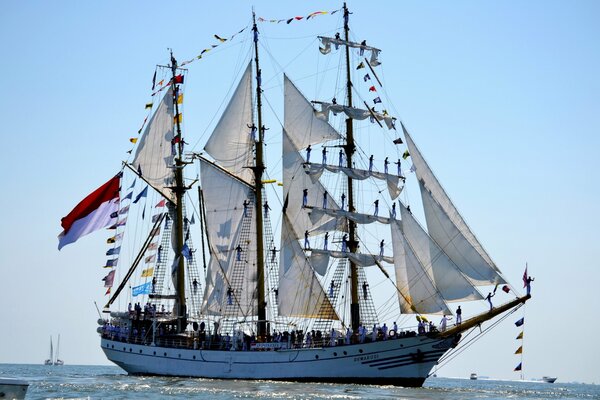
[324,232,329,250]
[302,188,308,207]
[373,199,379,216]
[456,306,462,325]
[369,155,374,172]
[322,147,327,165]
[305,144,311,162]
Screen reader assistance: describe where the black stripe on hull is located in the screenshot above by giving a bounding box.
[125,370,427,388]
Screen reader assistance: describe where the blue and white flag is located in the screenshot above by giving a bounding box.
[132,281,152,296]
[106,246,121,256]
[127,179,136,190]
[515,317,524,327]
[133,186,148,204]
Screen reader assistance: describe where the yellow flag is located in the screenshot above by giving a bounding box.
[516,332,523,340]
[174,114,182,123]
[129,138,138,144]
[262,179,276,184]
[177,93,183,104]
[515,346,523,354]
[141,267,154,278]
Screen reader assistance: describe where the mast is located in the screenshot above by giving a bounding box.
[169,50,187,333]
[252,11,267,339]
[342,2,360,331]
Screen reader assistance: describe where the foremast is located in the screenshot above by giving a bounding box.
[169,51,187,333]
[252,12,267,339]
[342,3,360,332]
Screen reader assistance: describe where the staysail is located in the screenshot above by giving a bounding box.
[402,123,505,285]
[204,63,255,183]
[132,88,176,202]
[399,202,482,302]
[200,159,257,317]
[390,220,451,315]
[279,216,338,319]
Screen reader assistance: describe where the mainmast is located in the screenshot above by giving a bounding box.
[252,12,267,339]
[342,3,360,331]
[169,51,187,333]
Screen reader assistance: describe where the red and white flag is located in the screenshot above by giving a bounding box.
[58,173,121,250]
[522,264,528,288]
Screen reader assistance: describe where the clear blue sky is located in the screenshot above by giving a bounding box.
[1,0,598,384]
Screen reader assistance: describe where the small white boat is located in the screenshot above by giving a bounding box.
[0,378,29,400]
[542,376,557,383]
[470,373,478,380]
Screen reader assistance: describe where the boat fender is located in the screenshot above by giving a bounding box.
[388,330,396,338]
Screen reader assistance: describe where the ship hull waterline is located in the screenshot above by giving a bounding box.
[101,334,459,387]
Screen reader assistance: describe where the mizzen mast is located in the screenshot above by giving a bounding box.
[252,11,267,339]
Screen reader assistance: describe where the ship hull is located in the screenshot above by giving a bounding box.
[101,335,458,387]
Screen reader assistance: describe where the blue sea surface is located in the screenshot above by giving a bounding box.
[1,364,598,399]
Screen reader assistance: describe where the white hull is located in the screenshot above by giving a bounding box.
[102,335,459,386]
[0,378,29,400]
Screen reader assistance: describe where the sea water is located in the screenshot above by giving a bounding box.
[1,364,598,399]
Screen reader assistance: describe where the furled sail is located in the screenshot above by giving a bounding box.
[132,88,176,202]
[200,159,257,317]
[204,63,254,182]
[303,163,403,199]
[318,36,381,67]
[283,131,346,238]
[314,102,396,130]
[390,220,451,315]
[279,216,339,319]
[308,207,394,226]
[399,202,482,302]
[402,123,505,285]
[310,249,394,271]
[284,75,342,149]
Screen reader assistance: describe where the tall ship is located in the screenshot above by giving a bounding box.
[59,4,529,386]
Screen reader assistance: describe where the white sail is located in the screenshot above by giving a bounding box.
[390,220,451,315]
[420,181,505,285]
[402,123,504,284]
[283,131,345,237]
[132,88,176,202]
[200,159,257,317]
[315,102,395,130]
[279,216,338,319]
[399,202,482,302]
[304,163,403,199]
[204,63,254,182]
[284,75,342,149]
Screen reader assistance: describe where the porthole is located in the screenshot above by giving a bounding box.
[153,351,157,355]
[178,354,181,358]
[333,352,337,357]
[139,350,142,354]
[359,349,363,353]
[343,351,347,355]
[164,352,167,357]
[193,355,196,360]
[315,355,319,359]
[129,348,132,352]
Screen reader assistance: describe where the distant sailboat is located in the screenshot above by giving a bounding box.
[44,336,53,366]
[54,334,64,366]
